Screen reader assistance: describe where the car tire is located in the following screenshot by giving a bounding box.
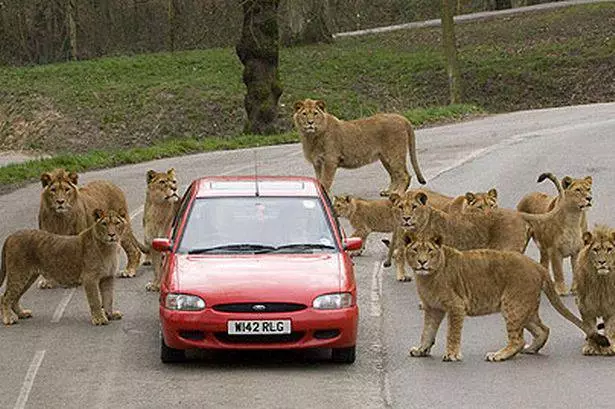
[331,346,356,364]
[160,336,186,364]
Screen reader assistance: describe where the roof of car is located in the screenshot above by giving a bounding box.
[193,175,323,198]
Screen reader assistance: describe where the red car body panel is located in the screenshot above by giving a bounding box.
[158,175,359,352]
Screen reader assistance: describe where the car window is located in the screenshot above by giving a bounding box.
[177,196,339,253]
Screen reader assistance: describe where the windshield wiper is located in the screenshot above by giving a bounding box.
[188,244,276,254]
[272,243,336,252]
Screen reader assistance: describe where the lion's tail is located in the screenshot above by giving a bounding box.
[127,231,150,255]
[0,239,7,288]
[406,121,426,185]
[541,267,610,347]
[537,172,564,201]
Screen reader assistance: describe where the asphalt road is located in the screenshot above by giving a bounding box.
[1,102,615,409]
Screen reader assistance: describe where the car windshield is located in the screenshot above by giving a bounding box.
[177,196,338,254]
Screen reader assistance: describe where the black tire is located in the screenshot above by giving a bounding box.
[331,346,356,364]
[160,336,186,364]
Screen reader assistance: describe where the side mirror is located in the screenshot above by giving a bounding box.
[152,238,172,252]
[343,237,363,252]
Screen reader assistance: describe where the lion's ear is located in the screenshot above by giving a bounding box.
[465,192,476,204]
[67,171,79,185]
[117,208,128,220]
[431,234,444,247]
[402,232,416,247]
[146,170,157,184]
[315,99,326,112]
[562,176,573,190]
[388,193,401,206]
[293,100,304,112]
[167,168,176,177]
[584,176,593,185]
[415,192,428,205]
[41,172,52,187]
[583,231,593,246]
[488,188,498,199]
[93,208,106,221]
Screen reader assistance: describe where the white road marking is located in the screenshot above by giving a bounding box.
[370,260,383,317]
[50,288,77,323]
[13,350,46,409]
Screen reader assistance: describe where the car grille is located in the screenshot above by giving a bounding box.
[214,332,305,344]
[212,303,307,313]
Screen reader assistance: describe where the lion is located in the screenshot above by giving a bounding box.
[572,225,615,355]
[142,168,180,292]
[293,98,426,196]
[446,188,499,213]
[1,209,126,326]
[516,173,592,295]
[37,169,143,288]
[385,191,528,282]
[401,232,609,362]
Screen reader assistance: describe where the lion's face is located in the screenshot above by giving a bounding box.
[146,168,179,205]
[293,99,327,134]
[40,169,79,214]
[333,195,356,218]
[389,192,430,231]
[92,209,127,244]
[403,232,445,276]
[465,188,498,212]
[562,176,592,210]
[583,227,615,276]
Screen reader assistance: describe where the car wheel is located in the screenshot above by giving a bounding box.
[160,336,186,364]
[331,346,356,364]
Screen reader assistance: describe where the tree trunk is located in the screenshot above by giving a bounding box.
[66,0,77,60]
[441,0,461,104]
[167,0,179,51]
[282,0,333,46]
[236,0,283,135]
[494,0,512,10]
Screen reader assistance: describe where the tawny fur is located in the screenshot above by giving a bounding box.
[142,169,180,292]
[516,173,593,296]
[402,232,609,362]
[446,188,499,213]
[293,99,425,196]
[573,225,615,355]
[386,191,528,282]
[37,169,143,287]
[1,209,126,326]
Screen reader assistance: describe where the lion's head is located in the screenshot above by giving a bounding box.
[146,168,179,205]
[402,232,445,276]
[464,188,498,212]
[333,195,357,218]
[582,225,615,276]
[92,208,127,245]
[389,191,430,231]
[293,99,328,134]
[562,176,593,210]
[40,168,79,214]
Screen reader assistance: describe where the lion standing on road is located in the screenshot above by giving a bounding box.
[293,99,426,195]
[37,169,143,287]
[1,209,126,326]
[142,168,180,292]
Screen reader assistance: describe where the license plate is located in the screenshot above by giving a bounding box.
[227,320,291,335]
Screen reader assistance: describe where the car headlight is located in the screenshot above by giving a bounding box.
[312,293,353,310]
[165,293,206,311]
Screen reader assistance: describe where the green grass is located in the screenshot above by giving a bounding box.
[0,2,613,190]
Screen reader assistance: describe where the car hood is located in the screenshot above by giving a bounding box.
[172,253,343,304]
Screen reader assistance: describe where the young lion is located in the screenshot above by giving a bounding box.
[446,188,499,213]
[402,232,609,362]
[573,225,615,355]
[142,168,180,292]
[517,173,592,295]
[387,191,528,281]
[293,99,426,196]
[1,209,126,326]
[37,169,143,287]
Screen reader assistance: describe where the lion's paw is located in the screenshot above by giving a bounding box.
[349,249,363,258]
[484,351,508,362]
[396,274,413,282]
[16,309,33,319]
[91,313,110,326]
[582,342,615,356]
[38,278,59,289]
[2,311,18,325]
[145,282,160,292]
[409,347,431,357]
[442,352,463,362]
[106,310,123,321]
[118,269,136,278]
[382,260,391,268]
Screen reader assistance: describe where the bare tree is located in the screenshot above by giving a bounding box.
[441,0,461,104]
[281,0,333,46]
[67,0,77,59]
[236,0,283,134]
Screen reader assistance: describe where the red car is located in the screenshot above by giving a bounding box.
[153,175,362,364]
